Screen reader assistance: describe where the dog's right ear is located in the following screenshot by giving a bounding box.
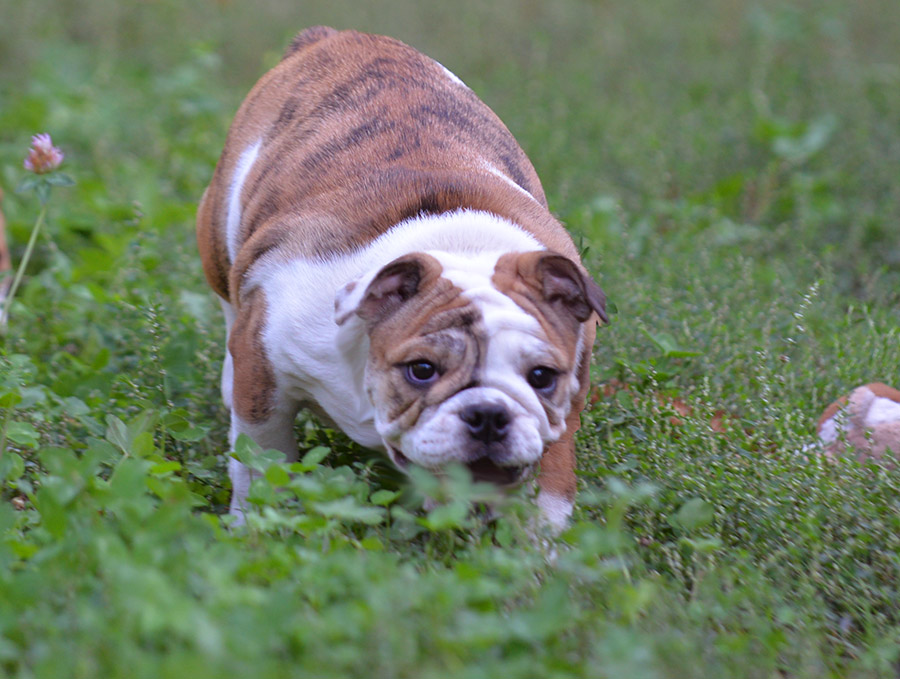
[335,253,439,326]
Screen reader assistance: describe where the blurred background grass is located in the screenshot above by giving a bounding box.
[1,2,900,675]
[2,0,898,293]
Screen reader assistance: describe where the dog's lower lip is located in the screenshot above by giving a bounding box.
[389,447,525,485]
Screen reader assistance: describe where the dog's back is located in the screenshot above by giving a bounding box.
[196,28,574,302]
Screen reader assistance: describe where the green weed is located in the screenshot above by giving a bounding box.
[0,0,898,676]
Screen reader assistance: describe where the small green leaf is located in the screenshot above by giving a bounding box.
[38,447,78,475]
[6,421,39,447]
[302,446,330,466]
[35,491,67,538]
[149,460,182,475]
[0,452,24,481]
[109,457,148,499]
[370,489,400,506]
[360,536,384,551]
[234,440,286,473]
[36,182,50,205]
[680,536,723,554]
[773,114,837,163]
[265,465,290,487]
[169,424,207,442]
[18,387,47,409]
[422,501,468,531]
[127,410,158,441]
[131,431,156,458]
[16,176,40,194]
[641,329,701,358]
[45,173,75,186]
[232,433,262,465]
[312,497,385,525]
[0,390,22,408]
[59,396,90,417]
[669,498,715,531]
[106,415,131,453]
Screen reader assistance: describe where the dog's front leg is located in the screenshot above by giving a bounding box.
[535,329,595,534]
[222,295,300,519]
[536,414,577,534]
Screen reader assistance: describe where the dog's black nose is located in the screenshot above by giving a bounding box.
[460,404,510,443]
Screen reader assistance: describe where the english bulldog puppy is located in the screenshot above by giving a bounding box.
[196,27,608,531]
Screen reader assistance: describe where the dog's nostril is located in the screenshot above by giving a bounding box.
[460,404,510,443]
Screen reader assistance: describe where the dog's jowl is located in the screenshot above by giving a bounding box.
[197,27,607,531]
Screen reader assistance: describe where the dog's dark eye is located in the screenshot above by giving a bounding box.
[406,361,438,385]
[527,366,558,392]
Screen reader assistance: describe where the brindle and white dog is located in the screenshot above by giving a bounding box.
[197,27,608,531]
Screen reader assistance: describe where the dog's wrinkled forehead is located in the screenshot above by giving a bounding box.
[431,250,545,340]
[335,251,480,342]
[335,248,605,358]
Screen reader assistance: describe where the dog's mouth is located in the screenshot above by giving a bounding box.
[464,456,529,485]
[389,447,529,486]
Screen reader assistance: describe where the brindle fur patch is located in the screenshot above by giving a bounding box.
[229,288,276,423]
[197,28,586,303]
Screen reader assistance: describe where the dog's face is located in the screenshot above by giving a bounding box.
[336,248,606,485]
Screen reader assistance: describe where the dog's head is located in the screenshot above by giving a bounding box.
[335,248,607,485]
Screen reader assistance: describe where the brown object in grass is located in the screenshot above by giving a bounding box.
[816,383,900,461]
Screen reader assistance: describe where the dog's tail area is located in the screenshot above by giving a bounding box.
[283,26,339,60]
[0,187,11,325]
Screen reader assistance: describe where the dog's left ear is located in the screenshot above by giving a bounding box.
[531,252,608,325]
[335,253,439,326]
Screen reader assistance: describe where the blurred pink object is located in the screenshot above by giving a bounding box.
[23,133,64,174]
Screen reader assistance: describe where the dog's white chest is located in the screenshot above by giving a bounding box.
[248,210,544,452]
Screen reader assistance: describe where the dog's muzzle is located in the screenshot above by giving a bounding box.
[389,400,534,486]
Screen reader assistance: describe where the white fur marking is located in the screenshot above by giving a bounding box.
[228,456,252,520]
[394,386,543,469]
[328,210,542,325]
[866,396,900,428]
[226,139,262,262]
[537,492,573,533]
[818,415,841,444]
[220,298,236,410]
[436,61,468,88]
[482,161,538,203]
[434,250,572,443]
[252,210,541,451]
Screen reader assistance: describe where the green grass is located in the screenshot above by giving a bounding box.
[1,0,899,676]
